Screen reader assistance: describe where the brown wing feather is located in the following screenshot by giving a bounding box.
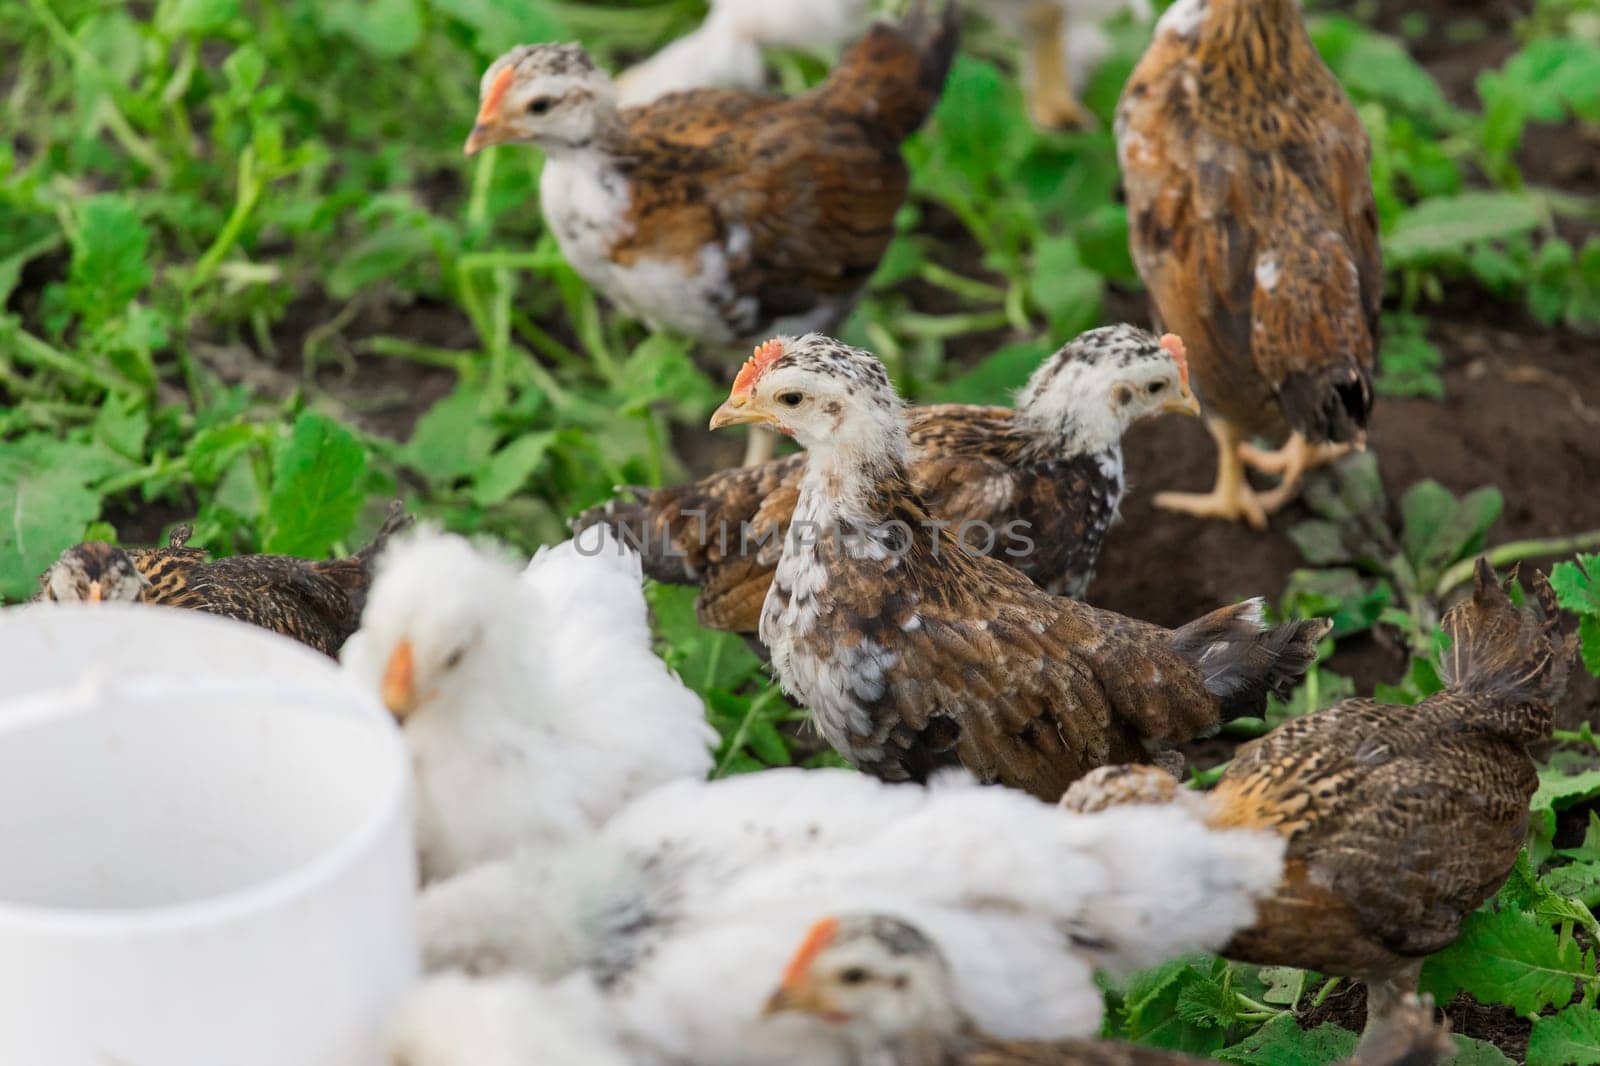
[1119,5,1380,440]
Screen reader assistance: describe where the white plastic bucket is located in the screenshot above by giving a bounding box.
[0,674,417,1065]
[0,601,371,710]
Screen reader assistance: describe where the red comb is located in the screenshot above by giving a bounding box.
[781,917,840,986]
[1159,333,1188,388]
[477,64,516,125]
[731,338,786,397]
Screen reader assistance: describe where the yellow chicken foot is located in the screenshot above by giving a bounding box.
[1022,3,1096,131]
[742,425,778,467]
[1155,418,1268,529]
[1238,432,1356,515]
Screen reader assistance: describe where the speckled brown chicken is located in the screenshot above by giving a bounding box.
[1117,0,1382,526]
[38,505,411,657]
[465,3,957,464]
[708,334,1327,799]
[1063,561,1571,1030]
[575,327,1197,639]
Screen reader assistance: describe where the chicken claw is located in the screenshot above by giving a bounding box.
[1155,419,1268,529]
[1238,432,1357,515]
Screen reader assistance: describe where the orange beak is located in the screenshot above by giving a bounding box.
[762,977,839,1020]
[1165,383,1201,416]
[381,639,418,719]
[464,65,516,156]
[709,395,775,431]
[85,580,103,604]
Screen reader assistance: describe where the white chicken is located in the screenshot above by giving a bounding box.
[387,971,629,1066]
[416,768,1284,1064]
[616,0,1151,132]
[616,0,875,105]
[342,526,717,883]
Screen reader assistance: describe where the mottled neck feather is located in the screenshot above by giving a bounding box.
[797,410,912,528]
[1195,0,1316,87]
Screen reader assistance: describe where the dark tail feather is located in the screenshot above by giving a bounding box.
[571,487,695,585]
[317,501,414,610]
[816,0,960,143]
[353,500,413,567]
[1170,599,1331,719]
[1279,360,1373,446]
[1439,560,1570,743]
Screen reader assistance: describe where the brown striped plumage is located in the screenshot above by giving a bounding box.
[1063,562,1571,1027]
[466,2,958,350]
[576,326,1196,639]
[1117,0,1381,525]
[37,505,411,658]
[710,335,1325,799]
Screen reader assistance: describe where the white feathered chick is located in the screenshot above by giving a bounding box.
[616,0,874,105]
[387,971,628,1066]
[417,768,1284,1064]
[342,526,716,883]
[617,0,1151,132]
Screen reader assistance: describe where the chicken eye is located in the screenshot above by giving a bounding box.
[443,648,466,669]
[839,967,870,985]
[1147,381,1166,394]
[777,392,804,408]
[527,96,554,115]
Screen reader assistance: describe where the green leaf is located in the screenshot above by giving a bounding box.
[1450,1035,1517,1065]
[619,335,718,419]
[1386,193,1544,266]
[1552,556,1600,615]
[317,0,424,56]
[1533,767,1600,817]
[264,413,368,557]
[934,338,1054,406]
[1543,861,1600,909]
[66,196,152,327]
[186,424,265,485]
[1421,907,1594,1014]
[1558,812,1600,864]
[1217,1014,1356,1066]
[157,0,240,36]
[1288,520,1350,567]
[1529,1004,1600,1066]
[470,431,559,507]
[1030,237,1104,337]
[0,442,102,601]
[404,383,498,485]
[92,394,149,461]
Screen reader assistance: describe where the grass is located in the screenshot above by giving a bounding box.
[3,0,1600,1060]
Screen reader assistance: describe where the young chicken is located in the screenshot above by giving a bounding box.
[466,2,958,465]
[574,326,1198,641]
[707,334,1328,799]
[1062,561,1571,1030]
[341,526,716,883]
[1117,0,1382,526]
[36,505,410,657]
[768,915,1454,1065]
[416,767,1284,1064]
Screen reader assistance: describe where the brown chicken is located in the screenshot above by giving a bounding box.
[37,504,411,657]
[575,326,1197,639]
[709,333,1326,799]
[1117,0,1381,526]
[1063,561,1571,1030]
[766,914,1454,1065]
[465,2,958,464]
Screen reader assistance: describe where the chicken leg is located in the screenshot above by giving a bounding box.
[1238,432,1357,515]
[1154,418,1268,529]
[1021,3,1095,131]
[1362,960,1425,1036]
